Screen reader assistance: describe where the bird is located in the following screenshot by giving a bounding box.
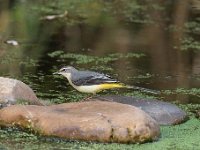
[53,66,160,95]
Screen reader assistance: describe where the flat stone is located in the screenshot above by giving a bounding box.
[0,101,160,143]
[97,95,188,125]
[0,77,42,106]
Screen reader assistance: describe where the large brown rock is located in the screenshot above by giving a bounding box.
[0,101,160,143]
[0,77,42,106]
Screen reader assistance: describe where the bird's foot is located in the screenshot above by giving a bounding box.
[80,95,95,102]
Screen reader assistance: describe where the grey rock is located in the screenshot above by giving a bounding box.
[0,77,43,106]
[97,95,188,125]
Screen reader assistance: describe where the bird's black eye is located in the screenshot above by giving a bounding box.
[60,68,68,72]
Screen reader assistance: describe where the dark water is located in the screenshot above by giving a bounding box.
[1,1,200,149]
[0,0,200,104]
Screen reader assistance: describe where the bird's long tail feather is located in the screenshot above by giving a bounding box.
[125,85,160,94]
[101,83,160,94]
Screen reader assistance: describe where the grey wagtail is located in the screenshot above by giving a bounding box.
[53,66,160,94]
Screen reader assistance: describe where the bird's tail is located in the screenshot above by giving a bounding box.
[125,85,161,94]
[100,83,160,94]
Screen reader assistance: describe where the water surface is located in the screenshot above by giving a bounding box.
[0,1,200,148]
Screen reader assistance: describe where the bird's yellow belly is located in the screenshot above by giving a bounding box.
[75,83,124,94]
[75,85,102,93]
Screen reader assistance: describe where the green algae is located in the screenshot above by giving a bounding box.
[48,51,145,65]
[163,88,200,99]
[178,103,200,118]
[125,91,158,100]
[181,37,200,51]
[32,0,154,25]
[0,50,37,67]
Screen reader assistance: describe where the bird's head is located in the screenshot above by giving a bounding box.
[53,66,77,78]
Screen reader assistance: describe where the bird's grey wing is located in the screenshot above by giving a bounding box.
[72,71,118,86]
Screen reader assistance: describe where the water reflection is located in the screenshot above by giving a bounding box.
[0,0,200,103]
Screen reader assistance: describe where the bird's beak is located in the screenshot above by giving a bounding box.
[53,72,60,75]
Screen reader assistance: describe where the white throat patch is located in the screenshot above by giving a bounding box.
[61,73,71,80]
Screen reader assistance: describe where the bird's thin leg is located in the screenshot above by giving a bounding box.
[80,93,96,101]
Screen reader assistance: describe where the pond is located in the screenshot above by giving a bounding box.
[0,0,200,149]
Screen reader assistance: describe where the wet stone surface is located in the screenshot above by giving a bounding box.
[97,95,188,125]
